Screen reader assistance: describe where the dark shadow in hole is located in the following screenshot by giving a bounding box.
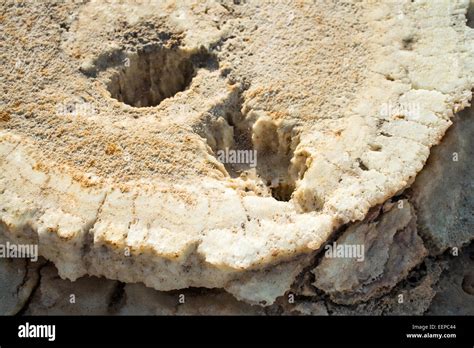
[107,46,218,108]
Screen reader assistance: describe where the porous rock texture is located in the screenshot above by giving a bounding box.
[0,0,473,308]
[22,262,265,315]
[411,108,474,254]
[25,263,119,315]
[313,200,428,305]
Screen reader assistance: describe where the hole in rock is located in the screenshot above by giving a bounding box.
[369,143,382,152]
[107,46,215,107]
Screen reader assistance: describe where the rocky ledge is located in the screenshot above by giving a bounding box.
[0,0,473,313]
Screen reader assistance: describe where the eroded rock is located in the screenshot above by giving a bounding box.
[313,200,428,305]
[26,264,119,315]
[23,263,264,315]
[118,284,264,315]
[0,0,473,306]
[326,260,445,316]
[427,244,474,315]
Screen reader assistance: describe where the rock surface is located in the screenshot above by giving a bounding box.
[25,264,119,315]
[2,248,469,316]
[411,109,474,254]
[427,244,474,315]
[0,257,42,315]
[118,284,265,315]
[21,263,264,315]
[0,0,473,306]
[325,259,446,316]
[313,200,428,305]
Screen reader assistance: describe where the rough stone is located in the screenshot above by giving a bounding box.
[313,200,428,305]
[1,0,473,306]
[0,257,43,315]
[411,108,474,254]
[118,284,264,315]
[326,259,445,316]
[285,301,329,316]
[427,244,474,315]
[23,263,264,315]
[26,264,119,315]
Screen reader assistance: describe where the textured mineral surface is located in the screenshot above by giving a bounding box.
[0,0,473,312]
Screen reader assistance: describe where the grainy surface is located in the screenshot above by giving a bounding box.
[0,0,473,306]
